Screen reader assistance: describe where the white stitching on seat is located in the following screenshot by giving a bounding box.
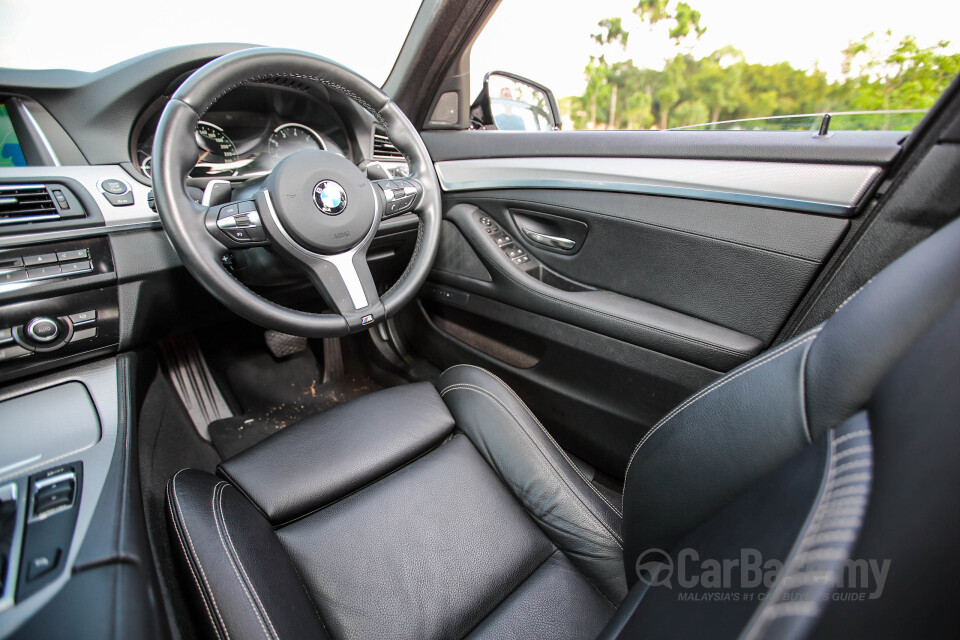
[834,277,874,313]
[621,327,822,511]
[831,429,871,447]
[214,484,277,640]
[171,470,231,640]
[440,382,623,547]
[166,480,223,640]
[441,363,624,518]
[740,426,872,639]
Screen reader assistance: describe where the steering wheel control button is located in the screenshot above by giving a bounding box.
[100,179,128,195]
[26,317,60,343]
[313,180,348,215]
[219,203,240,218]
[216,202,265,244]
[103,191,134,206]
[223,228,252,242]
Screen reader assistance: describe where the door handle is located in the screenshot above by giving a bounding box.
[521,228,576,250]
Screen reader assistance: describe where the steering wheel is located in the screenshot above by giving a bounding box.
[152,48,442,337]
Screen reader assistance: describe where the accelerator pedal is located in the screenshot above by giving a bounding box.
[322,337,344,382]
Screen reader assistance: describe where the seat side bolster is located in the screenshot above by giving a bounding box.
[166,469,330,640]
[622,329,818,584]
[439,364,628,604]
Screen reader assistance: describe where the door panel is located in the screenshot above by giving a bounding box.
[456,190,848,343]
[407,129,900,479]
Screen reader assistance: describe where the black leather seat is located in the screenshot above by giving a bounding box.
[167,216,960,640]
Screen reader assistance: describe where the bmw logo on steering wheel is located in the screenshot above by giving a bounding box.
[313,180,348,215]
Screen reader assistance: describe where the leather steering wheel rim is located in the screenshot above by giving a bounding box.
[152,47,442,337]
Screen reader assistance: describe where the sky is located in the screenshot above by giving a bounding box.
[470,0,960,98]
[1,0,957,101]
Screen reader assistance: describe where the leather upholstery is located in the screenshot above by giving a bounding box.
[169,380,618,639]
[438,364,627,603]
[621,215,960,582]
[167,216,960,639]
[278,434,560,640]
[166,469,331,640]
[219,382,453,524]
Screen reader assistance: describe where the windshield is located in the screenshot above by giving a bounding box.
[0,0,423,85]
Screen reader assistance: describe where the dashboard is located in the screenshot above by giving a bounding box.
[0,44,425,639]
[132,83,357,180]
[0,45,417,386]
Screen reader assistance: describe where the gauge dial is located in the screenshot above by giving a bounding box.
[268,123,325,161]
[194,121,240,176]
[140,154,152,178]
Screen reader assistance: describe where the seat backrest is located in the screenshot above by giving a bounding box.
[621,214,960,584]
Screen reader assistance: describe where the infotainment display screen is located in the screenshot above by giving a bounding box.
[0,103,27,167]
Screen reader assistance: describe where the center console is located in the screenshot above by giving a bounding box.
[0,236,119,383]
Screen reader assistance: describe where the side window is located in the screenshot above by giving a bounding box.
[468,1,960,131]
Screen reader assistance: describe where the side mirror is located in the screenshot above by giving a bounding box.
[470,71,561,131]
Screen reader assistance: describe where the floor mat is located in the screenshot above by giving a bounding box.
[204,339,384,459]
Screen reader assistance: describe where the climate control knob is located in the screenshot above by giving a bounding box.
[26,317,60,343]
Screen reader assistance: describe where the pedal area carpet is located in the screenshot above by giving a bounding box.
[207,348,381,459]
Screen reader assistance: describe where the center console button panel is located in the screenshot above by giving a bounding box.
[0,244,96,292]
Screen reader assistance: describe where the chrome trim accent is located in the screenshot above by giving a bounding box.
[0,214,60,226]
[0,184,45,191]
[0,481,24,614]
[33,471,76,491]
[0,263,92,295]
[26,317,59,343]
[435,158,881,216]
[19,103,61,167]
[96,178,129,195]
[262,189,376,310]
[0,220,161,250]
[201,179,232,206]
[0,457,40,476]
[0,165,159,228]
[521,228,576,250]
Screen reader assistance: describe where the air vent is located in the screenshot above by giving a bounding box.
[373,132,404,160]
[0,184,58,225]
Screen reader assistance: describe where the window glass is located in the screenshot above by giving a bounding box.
[0,0,423,87]
[470,0,960,130]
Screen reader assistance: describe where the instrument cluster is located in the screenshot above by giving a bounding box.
[134,83,355,180]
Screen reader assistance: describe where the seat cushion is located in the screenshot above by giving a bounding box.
[219,381,454,524]
[168,376,618,639]
[279,433,613,640]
